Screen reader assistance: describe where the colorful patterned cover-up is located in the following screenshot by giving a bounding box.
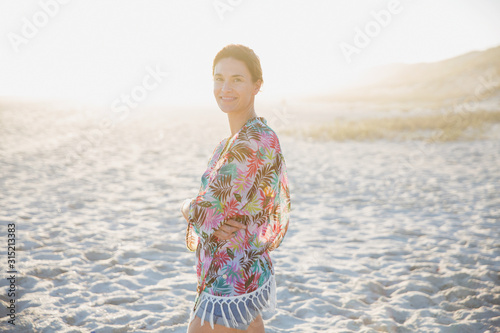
[185,117,291,329]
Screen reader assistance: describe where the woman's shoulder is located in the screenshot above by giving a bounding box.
[237,117,280,149]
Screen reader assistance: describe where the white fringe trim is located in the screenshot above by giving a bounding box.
[188,274,277,330]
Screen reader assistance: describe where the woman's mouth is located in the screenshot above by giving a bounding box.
[220,96,237,102]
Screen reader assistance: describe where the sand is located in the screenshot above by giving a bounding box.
[0,102,499,332]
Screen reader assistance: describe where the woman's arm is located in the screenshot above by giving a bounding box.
[186,137,268,239]
[185,123,290,251]
[182,198,246,240]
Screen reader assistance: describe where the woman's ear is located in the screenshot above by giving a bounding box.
[253,79,263,95]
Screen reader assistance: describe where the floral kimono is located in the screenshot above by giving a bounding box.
[185,117,290,329]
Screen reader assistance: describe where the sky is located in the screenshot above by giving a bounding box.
[1,0,500,109]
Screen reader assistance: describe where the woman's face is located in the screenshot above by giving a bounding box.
[213,57,261,115]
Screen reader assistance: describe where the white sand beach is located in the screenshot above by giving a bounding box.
[0,99,499,332]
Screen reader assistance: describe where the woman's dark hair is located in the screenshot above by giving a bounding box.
[212,44,263,83]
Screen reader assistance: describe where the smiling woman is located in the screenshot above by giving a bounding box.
[212,46,263,123]
[182,44,291,333]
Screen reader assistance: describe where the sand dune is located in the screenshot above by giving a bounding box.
[0,101,499,332]
[317,45,500,109]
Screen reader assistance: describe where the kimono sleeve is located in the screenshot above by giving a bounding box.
[240,142,291,252]
[263,149,291,252]
[184,197,199,252]
[184,139,226,252]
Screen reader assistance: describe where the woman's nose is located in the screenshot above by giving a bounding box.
[221,81,232,92]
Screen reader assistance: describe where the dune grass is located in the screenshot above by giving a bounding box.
[293,110,500,142]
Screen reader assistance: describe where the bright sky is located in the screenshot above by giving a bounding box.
[1,0,499,108]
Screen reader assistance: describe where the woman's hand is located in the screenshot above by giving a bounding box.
[182,198,246,240]
[214,219,247,241]
[181,199,191,222]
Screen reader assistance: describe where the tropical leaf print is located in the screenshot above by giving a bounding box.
[258,258,267,272]
[223,262,240,285]
[263,146,276,162]
[237,126,250,142]
[228,142,253,163]
[205,240,216,258]
[233,170,253,193]
[205,233,226,256]
[272,152,283,175]
[226,248,234,260]
[250,125,262,138]
[253,211,268,227]
[239,249,261,273]
[243,195,261,215]
[235,214,251,226]
[227,234,245,252]
[198,200,213,208]
[190,205,207,231]
[267,220,288,252]
[218,163,238,178]
[251,122,268,137]
[196,260,203,277]
[239,125,262,143]
[247,147,265,177]
[210,174,232,202]
[204,275,218,290]
[245,274,255,290]
[211,277,233,296]
[251,255,262,272]
[240,232,253,251]
[195,242,201,258]
[212,249,231,272]
[269,132,280,150]
[226,230,251,252]
[260,194,273,212]
[247,163,275,201]
[257,127,276,148]
[235,269,262,294]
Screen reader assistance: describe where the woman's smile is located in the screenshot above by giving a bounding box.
[220,96,237,102]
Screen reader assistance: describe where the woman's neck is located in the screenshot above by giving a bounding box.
[227,106,257,137]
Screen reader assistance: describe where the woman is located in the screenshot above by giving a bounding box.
[181,44,291,332]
